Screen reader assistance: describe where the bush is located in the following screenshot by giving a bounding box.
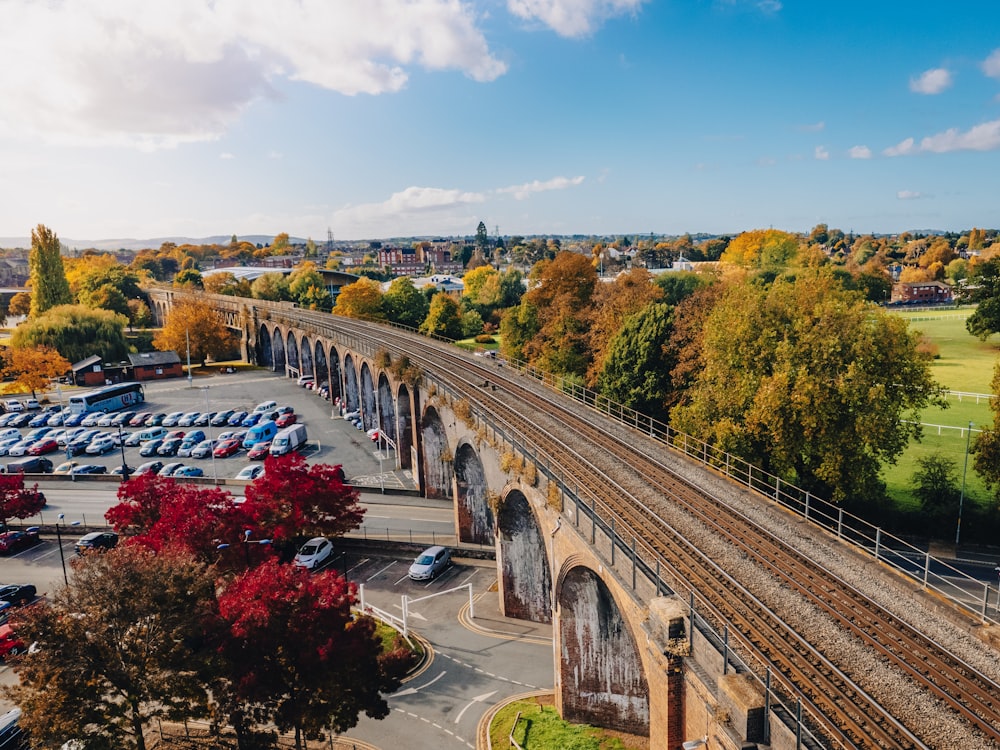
[475,334,495,344]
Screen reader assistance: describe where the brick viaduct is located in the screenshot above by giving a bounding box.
[148,288,818,750]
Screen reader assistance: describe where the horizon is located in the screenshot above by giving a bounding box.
[2,2,999,241]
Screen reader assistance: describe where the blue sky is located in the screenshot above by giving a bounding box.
[1,0,999,244]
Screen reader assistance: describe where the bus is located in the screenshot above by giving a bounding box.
[67,382,145,415]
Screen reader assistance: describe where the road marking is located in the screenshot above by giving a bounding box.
[454,690,497,724]
[367,561,397,581]
[393,670,446,697]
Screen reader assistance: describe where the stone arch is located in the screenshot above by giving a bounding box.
[454,442,492,544]
[299,335,314,377]
[257,324,274,369]
[270,328,286,373]
[497,489,551,623]
[314,340,328,392]
[328,345,343,405]
[395,383,413,470]
[360,363,376,431]
[343,354,359,412]
[557,565,649,736]
[285,330,300,377]
[420,405,453,500]
[376,373,396,445]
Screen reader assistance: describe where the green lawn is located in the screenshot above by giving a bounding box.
[883,309,998,515]
[490,698,641,750]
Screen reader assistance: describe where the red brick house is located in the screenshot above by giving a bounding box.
[891,281,954,305]
[127,351,183,381]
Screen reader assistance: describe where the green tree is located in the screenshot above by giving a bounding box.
[966,258,1000,340]
[972,361,1000,502]
[654,270,714,307]
[498,267,525,308]
[671,270,944,504]
[597,303,675,421]
[251,272,291,302]
[475,221,490,259]
[172,268,203,288]
[911,453,961,524]
[420,292,463,339]
[28,224,73,317]
[12,304,129,364]
[288,263,332,311]
[4,546,217,750]
[383,277,429,329]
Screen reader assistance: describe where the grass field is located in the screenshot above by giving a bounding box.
[885,309,998,514]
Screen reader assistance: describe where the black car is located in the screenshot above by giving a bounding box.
[0,584,36,607]
[157,437,184,457]
[75,531,119,555]
[72,464,108,475]
[139,439,164,457]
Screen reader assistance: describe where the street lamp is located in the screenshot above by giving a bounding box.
[955,421,973,548]
[116,424,130,480]
[55,514,81,586]
[186,328,193,388]
[217,529,272,568]
[200,387,218,484]
[995,566,1000,613]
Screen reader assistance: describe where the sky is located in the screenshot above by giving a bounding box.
[1,0,999,245]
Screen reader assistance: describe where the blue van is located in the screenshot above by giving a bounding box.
[242,419,277,449]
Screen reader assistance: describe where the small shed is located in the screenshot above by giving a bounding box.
[71,355,105,387]
[127,351,184,381]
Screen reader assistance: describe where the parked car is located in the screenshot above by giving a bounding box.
[53,461,79,474]
[139,439,165,457]
[0,530,40,554]
[227,410,249,426]
[213,438,242,458]
[408,546,451,581]
[2,400,22,413]
[158,462,185,477]
[22,399,39,410]
[24,427,52,442]
[80,412,105,427]
[293,537,333,570]
[62,412,86,427]
[0,584,37,607]
[275,412,297,428]
[0,625,25,659]
[85,435,116,455]
[165,430,186,440]
[134,460,164,476]
[241,412,262,428]
[96,412,117,427]
[210,410,235,426]
[111,411,137,427]
[6,440,36,458]
[234,464,265,481]
[144,413,167,426]
[27,413,50,428]
[161,411,185,427]
[45,411,66,427]
[193,412,216,427]
[296,375,315,387]
[124,431,146,447]
[173,465,204,478]
[0,414,17,428]
[72,464,107,475]
[110,465,135,476]
[0,438,19,456]
[177,412,201,427]
[190,439,217,459]
[157,437,184,457]
[27,438,59,455]
[246,441,271,460]
[75,531,118,554]
[5,457,53,474]
[128,412,152,427]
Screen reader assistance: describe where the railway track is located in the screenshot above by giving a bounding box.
[251,306,1000,747]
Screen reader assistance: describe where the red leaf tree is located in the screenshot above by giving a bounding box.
[0,473,46,530]
[106,474,253,562]
[244,453,364,545]
[214,559,409,749]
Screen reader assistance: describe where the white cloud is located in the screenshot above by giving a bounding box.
[0,0,506,149]
[497,175,585,200]
[814,146,829,161]
[884,119,1000,156]
[897,190,923,200]
[909,67,952,95]
[332,185,487,238]
[848,145,872,159]
[507,0,646,38]
[982,49,1000,78]
[797,121,824,133]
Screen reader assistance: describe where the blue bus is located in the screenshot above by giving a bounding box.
[67,382,145,415]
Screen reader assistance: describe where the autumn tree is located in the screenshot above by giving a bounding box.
[7,292,30,318]
[586,268,662,384]
[383,276,429,329]
[4,546,217,750]
[671,269,944,504]
[333,277,384,320]
[204,272,253,298]
[173,268,203,288]
[720,229,800,272]
[419,292,463,340]
[68,255,145,317]
[0,473,46,531]
[28,224,73,317]
[127,298,154,329]
[2,345,70,398]
[288,262,332,311]
[597,303,675,421]
[251,271,291,302]
[11,304,129,364]
[213,560,411,749]
[153,298,237,367]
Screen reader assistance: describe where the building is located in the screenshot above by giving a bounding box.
[70,354,106,387]
[891,281,954,305]
[126,351,184,381]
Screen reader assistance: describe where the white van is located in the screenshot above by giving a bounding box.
[242,419,277,449]
[253,400,278,414]
[3,400,23,413]
[136,426,168,442]
[0,428,20,442]
[269,424,307,456]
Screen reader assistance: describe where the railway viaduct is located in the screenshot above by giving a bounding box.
[145,288,958,750]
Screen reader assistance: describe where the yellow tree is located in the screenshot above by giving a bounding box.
[332,278,384,320]
[153,299,237,367]
[586,268,662,385]
[2,346,71,398]
[720,229,801,271]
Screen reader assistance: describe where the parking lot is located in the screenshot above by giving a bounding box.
[0,371,405,484]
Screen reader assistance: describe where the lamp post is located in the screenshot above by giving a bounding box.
[955,421,973,548]
[995,566,1000,613]
[55,514,81,586]
[116,424,130,480]
[186,328,193,388]
[217,530,272,568]
[200,387,218,483]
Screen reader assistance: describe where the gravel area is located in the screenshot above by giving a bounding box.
[475,362,1000,748]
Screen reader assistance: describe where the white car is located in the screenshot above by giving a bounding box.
[81,412,104,427]
[23,398,40,410]
[3,400,23,413]
[293,537,334,570]
[57,427,86,446]
[86,435,116,455]
[234,464,265,481]
[0,437,22,456]
[96,412,116,427]
[6,439,35,457]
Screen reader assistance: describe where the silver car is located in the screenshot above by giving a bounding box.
[408,546,451,581]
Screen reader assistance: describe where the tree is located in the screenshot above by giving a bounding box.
[586,268,662,385]
[966,258,1000,340]
[383,277,429,329]
[911,453,961,523]
[7,292,30,318]
[127,298,154,329]
[204,272,252,298]
[419,292,463,340]
[28,224,73,318]
[0,473,46,531]
[474,221,490,259]
[288,263,332,311]
[972,361,1000,502]
[250,272,290,302]
[4,546,217,750]
[153,298,237,367]
[2,345,71,398]
[654,270,714,307]
[11,304,129,364]
[173,268,203,288]
[670,269,945,504]
[720,229,800,271]
[333,277,384,320]
[214,560,411,749]
[597,303,675,421]
[243,453,364,552]
[69,257,144,313]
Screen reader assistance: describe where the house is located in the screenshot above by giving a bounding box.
[70,354,106,387]
[127,351,184,381]
[891,281,954,305]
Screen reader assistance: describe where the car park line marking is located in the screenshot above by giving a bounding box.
[454,690,497,724]
[345,557,370,575]
[436,652,540,690]
[367,561,397,581]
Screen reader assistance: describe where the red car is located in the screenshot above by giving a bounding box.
[0,624,25,659]
[27,438,59,455]
[0,529,40,554]
[246,441,271,460]
[275,412,297,428]
[213,438,242,458]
